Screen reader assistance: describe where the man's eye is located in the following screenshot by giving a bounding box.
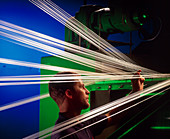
[80,85,84,88]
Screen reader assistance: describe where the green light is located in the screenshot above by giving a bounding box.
[124,19,127,24]
[118,112,152,139]
[133,16,138,20]
[140,92,165,96]
[151,126,170,130]
[117,100,168,139]
[140,23,143,26]
[143,14,147,18]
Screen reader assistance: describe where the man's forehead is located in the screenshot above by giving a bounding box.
[75,79,83,85]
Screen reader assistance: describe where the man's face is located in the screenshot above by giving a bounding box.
[72,79,90,110]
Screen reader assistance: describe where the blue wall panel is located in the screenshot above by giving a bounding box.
[0,0,84,138]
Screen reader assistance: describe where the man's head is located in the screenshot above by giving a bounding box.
[48,71,90,111]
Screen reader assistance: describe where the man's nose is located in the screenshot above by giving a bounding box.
[85,88,90,94]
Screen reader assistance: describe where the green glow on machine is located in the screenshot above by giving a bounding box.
[116,100,168,139]
[117,108,156,139]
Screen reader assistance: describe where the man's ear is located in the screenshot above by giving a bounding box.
[65,89,73,99]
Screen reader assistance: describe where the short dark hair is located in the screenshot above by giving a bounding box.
[48,71,79,104]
